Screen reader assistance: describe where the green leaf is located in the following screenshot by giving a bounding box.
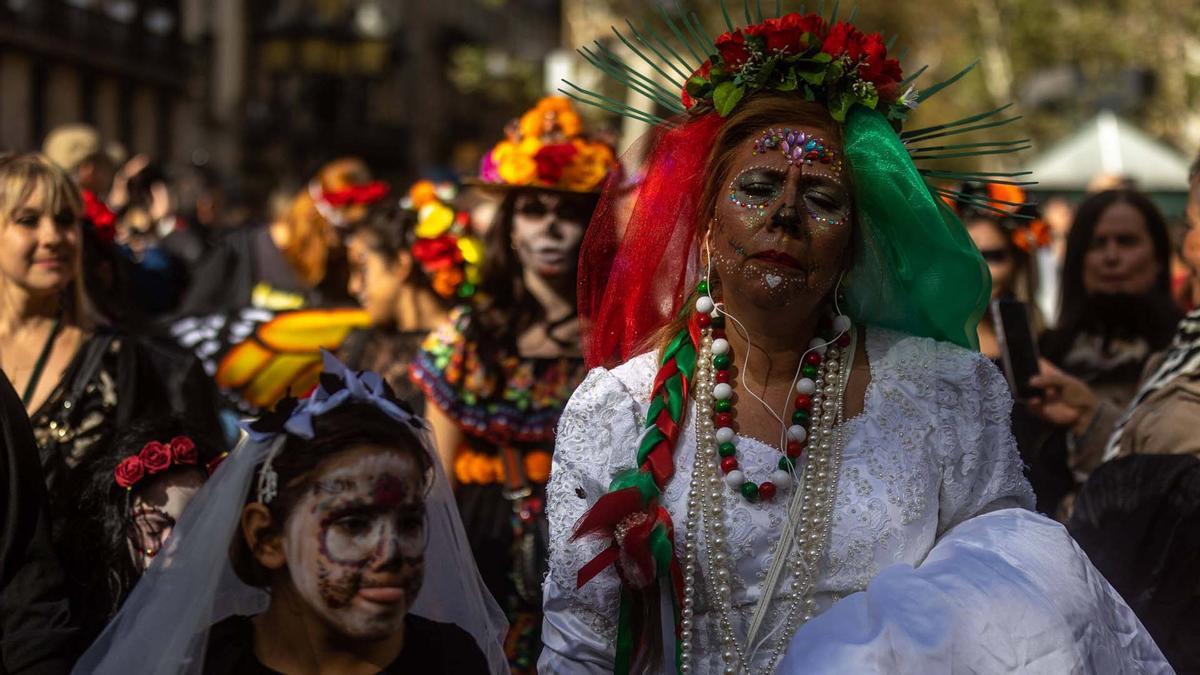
[685,74,712,98]
[812,51,833,64]
[798,67,825,85]
[829,91,852,121]
[858,88,879,110]
[825,59,845,82]
[777,69,800,91]
[714,81,745,116]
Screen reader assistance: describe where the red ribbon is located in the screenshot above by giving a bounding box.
[320,181,390,207]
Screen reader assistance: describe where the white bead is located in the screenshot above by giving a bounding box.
[796,378,816,395]
[715,427,735,444]
[713,382,733,400]
[711,338,730,355]
[787,424,807,443]
[808,337,828,354]
[771,469,792,488]
[833,314,852,334]
[724,470,745,488]
[695,296,715,314]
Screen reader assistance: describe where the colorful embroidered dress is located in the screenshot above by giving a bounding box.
[411,305,587,673]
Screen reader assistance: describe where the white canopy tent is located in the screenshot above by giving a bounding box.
[1027,110,1192,192]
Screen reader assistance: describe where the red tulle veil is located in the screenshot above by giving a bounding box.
[579,113,724,369]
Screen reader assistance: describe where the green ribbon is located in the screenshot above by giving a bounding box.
[608,468,661,505]
[842,106,991,350]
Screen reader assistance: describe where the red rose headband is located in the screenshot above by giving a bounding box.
[113,436,224,491]
[309,179,391,229]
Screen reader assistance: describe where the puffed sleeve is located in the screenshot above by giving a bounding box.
[539,365,646,674]
[933,345,1035,533]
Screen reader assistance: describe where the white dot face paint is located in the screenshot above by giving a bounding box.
[283,449,427,641]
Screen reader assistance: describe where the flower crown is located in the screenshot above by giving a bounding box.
[403,181,483,300]
[947,182,1050,253]
[684,12,910,122]
[477,97,618,193]
[310,179,391,228]
[113,436,222,491]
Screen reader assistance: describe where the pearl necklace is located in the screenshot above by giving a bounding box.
[679,324,853,674]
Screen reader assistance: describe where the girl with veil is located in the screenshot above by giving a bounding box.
[541,5,1168,674]
[75,353,507,674]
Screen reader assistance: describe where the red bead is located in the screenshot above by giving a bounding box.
[836,333,852,347]
[786,441,804,458]
[758,481,777,501]
[804,352,822,366]
[715,412,734,428]
[794,394,813,410]
[720,456,738,473]
[697,313,712,328]
[715,370,732,383]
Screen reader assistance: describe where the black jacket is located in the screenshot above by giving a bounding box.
[0,374,77,674]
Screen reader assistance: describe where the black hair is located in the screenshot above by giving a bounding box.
[231,402,432,587]
[59,416,223,642]
[1044,189,1179,361]
[474,188,598,356]
[351,201,440,298]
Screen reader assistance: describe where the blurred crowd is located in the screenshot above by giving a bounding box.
[2,96,1200,672]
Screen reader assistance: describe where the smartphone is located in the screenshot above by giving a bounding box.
[991,298,1042,400]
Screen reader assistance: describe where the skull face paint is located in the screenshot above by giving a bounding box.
[709,122,852,310]
[283,448,427,641]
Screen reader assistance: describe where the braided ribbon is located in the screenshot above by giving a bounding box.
[571,311,701,674]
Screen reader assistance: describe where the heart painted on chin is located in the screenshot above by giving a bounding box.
[765,274,783,288]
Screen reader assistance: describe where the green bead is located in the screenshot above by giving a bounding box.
[801,364,819,379]
[740,481,759,502]
[696,279,709,295]
[778,456,795,471]
[715,399,732,413]
[792,409,810,426]
[713,354,732,370]
[718,442,736,457]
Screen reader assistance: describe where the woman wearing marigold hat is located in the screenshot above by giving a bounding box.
[410,96,618,673]
[541,5,1165,673]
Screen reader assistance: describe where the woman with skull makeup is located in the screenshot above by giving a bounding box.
[410,96,617,672]
[541,8,1166,674]
[75,355,508,674]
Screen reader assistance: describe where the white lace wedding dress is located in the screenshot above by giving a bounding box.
[541,328,1169,674]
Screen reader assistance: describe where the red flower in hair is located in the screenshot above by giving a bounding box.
[822,22,867,60]
[114,455,145,489]
[533,143,580,184]
[81,190,116,244]
[748,13,827,55]
[321,181,390,207]
[169,436,197,465]
[715,30,750,68]
[857,32,901,88]
[682,60,713,108]
[139,441,172,473]
[411,235,462,271]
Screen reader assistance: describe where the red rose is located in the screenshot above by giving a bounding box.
[749,13,825,55]
[822,22,866,60]
[533,143,580,184]
[114,455,145,489]
[169,436,197,465]
[411,235,462,271]
[139,441,172,474]
[715,29,750,68]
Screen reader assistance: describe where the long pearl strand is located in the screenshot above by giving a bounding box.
[679,324,852,674]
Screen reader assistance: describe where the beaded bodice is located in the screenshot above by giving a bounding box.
[541,327,1033,674]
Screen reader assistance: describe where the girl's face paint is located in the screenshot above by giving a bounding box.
[709,122,852,309]
[282,447,426,641]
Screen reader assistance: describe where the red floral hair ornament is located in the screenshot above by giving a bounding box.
[113,435,209,491]
[81,189,116,244]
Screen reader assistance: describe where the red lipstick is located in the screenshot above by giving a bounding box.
[751,250,803,269]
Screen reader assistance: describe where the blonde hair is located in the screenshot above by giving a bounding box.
[278,157,373,288]
[0,153,92,327]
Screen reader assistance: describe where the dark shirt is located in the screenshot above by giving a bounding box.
[0,373,77,674]
[203,614,489,674]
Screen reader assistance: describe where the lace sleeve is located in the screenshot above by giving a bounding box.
[540,363,647,674]
[934,346,1034,534]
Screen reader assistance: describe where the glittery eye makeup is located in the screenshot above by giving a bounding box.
[728,165,784,212]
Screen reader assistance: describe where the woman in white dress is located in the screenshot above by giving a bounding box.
[541,6,1169,674]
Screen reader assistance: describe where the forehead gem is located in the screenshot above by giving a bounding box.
[752,128,840,170]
